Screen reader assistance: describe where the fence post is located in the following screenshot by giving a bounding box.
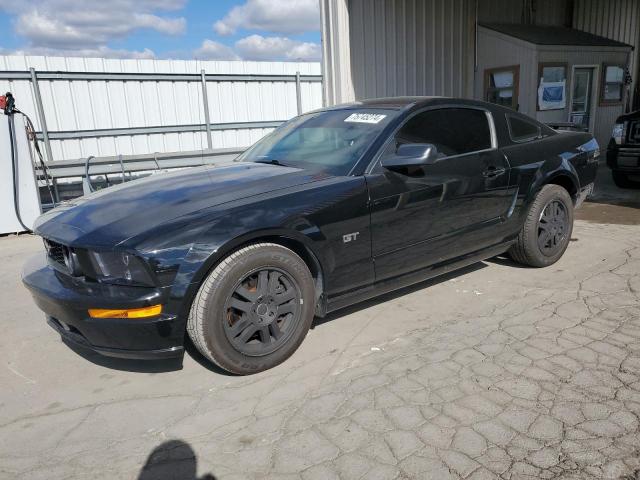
[295,71,303,115]
[200,69,213,150]
[30,67,59,202]
[29,68,54,164]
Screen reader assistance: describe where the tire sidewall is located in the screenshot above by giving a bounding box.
[200,246,315,374]
[524,185,574,267]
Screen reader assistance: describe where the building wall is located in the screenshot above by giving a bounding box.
[347,0,476,100]
[478,0,569,26]
[475,28,538,115]
[320,0,355,105]
[536,46,629,148]
[0,55,323,162]
[573,0,640,110]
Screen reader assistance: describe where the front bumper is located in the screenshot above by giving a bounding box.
[607,146,640,173]
[22,253,184,360]
[575,182,594,208]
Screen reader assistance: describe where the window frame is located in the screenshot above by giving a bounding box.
[365,105,498,174]
[600,63,625,106]
[484,65,520,110]
[506,113,543,144]
[536,62,568,112]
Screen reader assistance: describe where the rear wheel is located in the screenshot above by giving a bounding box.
[612,171,640,189]
[509,184,574,268]
[187,243,315,375]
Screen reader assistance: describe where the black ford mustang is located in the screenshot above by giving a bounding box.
[23,97,599,374]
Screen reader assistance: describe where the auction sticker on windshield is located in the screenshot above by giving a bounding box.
[344,113,387,124]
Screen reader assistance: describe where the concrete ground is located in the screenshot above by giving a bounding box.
[1,165,639,480]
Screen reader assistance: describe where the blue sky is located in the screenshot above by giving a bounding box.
[0,0,321,61]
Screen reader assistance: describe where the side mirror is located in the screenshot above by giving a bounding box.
[381,143,440,170]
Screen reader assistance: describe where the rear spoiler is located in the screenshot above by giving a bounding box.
[546,121,588,133]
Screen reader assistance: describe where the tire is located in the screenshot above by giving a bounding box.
[187,243,315,375]
[612,171,640,189]
[508,184,574,268]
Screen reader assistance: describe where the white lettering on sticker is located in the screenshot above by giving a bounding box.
[344,113,387,124]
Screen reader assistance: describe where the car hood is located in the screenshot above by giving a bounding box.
[34,162,325,247]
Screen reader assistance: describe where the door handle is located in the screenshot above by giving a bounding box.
[482,166,506,178]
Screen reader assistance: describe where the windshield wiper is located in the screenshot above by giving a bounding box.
[253,159,290,167]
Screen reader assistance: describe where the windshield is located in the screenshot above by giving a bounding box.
[236,108,397,175]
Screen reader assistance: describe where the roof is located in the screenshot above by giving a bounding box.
[326,96,506,112]
[481,23,632,48]
[351,96,442,109]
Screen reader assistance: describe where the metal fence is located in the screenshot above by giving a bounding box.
[0,56,323,163]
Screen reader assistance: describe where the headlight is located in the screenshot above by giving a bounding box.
[612,123,625,144]
[88,251,155,286]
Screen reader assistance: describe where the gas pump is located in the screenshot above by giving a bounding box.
[0,93,42,234]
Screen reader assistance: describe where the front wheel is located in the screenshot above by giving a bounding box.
[508,184,574,268]
[187,243,316,375]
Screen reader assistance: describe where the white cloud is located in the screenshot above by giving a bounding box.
[11,46,156,60]
[193,40,240,61]
[1,0,186,54]
[193,35,320,63]
[213,0,319,36]
[234,34,321,61]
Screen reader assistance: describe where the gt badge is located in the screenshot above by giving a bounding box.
[343,232,360,243]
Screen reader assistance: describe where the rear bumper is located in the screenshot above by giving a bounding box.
[607,146,640,173]
[22,253,185,360]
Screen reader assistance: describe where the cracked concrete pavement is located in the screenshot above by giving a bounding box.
[1,167,639,479]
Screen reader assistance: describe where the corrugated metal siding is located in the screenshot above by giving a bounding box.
[0,56,323,161]
[478,0,568,26]
[320,0,355,105]
[348,0,475,99]
[573,0,640,108]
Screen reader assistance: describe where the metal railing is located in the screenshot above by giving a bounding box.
[3,68,322,164]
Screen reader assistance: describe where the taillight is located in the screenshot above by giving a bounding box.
[612,123,625,145]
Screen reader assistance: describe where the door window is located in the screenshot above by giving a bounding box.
[570,68,594,130]
[386,108,493,159]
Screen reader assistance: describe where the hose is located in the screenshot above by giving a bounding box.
[21,112,56,207]
[8,113,32,233]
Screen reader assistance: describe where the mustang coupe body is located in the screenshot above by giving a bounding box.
[23,97,599,374]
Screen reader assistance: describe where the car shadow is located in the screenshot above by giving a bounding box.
[62,339,184,373]
[137,439,216,480]
[312,261,488,328]
[183,336,238,376]
[67,260,494,375]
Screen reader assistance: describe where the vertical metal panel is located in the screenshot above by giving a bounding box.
[348,0,475,100]
[0,56,323,161]
[320,0,355,105]
[573,0,640,109]
[477,0,568,25]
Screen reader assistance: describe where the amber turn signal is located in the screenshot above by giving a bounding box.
[88,305,162,319]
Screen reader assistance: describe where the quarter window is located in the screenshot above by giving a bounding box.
[507,114,541,142]
[390,108,492,158]
[485,66,520,110]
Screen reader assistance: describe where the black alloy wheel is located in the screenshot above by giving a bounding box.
[223,268,301,356]
[537,200,569,256]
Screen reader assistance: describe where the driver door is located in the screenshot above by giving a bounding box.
[366,107,512,281]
